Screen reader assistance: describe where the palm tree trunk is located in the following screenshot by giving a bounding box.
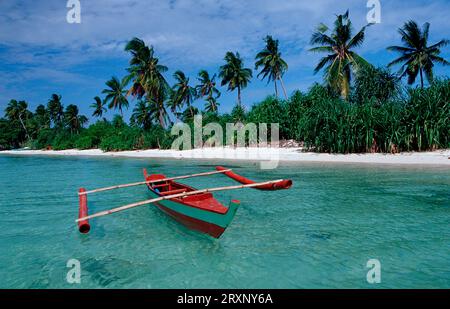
[274,80,278,97]
[189,103,194,118]
[159,109,165,128]
[237,86,241,107]
[18,114,30,140]
[279,77,288,100]
[420,68,424,88]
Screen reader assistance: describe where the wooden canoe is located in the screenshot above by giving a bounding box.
[77,167,293,238]
[143,169,240,238]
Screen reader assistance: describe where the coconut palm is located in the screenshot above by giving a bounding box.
[171,70,197,119]
[34,104,50,129]
[90,96,106,118]
[255,35,289,99]
[166,88,183,121]
[204,96,220,113]
[181,106,199,123]
[47,94,64,128]
[102,76,129,117]
[5,99,31,139]
[387,21,449,88]
[309,10,370,99]
[219,52,253,107]
[196,70,221,113]
[196,70,221,99]
[131,100,154,130]
[230,104,246,123]
[64,104,88,134]
[125,37,170,127]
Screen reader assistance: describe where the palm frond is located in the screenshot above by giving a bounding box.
[313,55,335,74]
[309,46,334,53]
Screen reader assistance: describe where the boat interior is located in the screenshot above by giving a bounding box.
[145,174,229,214]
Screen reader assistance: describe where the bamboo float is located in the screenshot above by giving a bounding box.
[79,169,232,196]
[76,179,283,222]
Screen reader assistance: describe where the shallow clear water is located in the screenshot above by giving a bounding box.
[0,155,449,288]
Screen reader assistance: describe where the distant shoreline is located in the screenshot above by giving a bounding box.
[1,148,450,166]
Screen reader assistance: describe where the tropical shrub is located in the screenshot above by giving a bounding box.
[143,126,173,149]
[247,96,287,140]
[99,126,141,151]
[32,128,57,149]
[0,118,21,150]
[74,135,95,150]
[51,132,76,150]
[352,66,400,105]
[401,79,450,150]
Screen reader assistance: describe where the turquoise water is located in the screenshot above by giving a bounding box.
[0,155,449,288]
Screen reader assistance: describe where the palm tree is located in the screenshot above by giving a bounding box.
[47,94,64,128]
[5,99,30,139]
[125,37,170,127]
[204,96,220,113]
[166,88,183,121]
[219,52,253,107]
[196,70,221,113]
[90,96,106,118]
[64,104,88,134]
[131,100,154,130]
[181,106,199,123]
[102,76,129,117]
[387,21,449,88]
[255,35,289,99]
[171,70,197,119]
[196,70,221,98]
[231,104,246,123]
[34,104,50,129]
[309,10,370,99]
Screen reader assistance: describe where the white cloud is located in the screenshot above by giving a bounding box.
[1,0,448,67]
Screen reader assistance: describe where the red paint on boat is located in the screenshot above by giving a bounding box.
[143,168,229,214]
[215,166,293,190]
[156,203,226,238]
[78,188,90,234]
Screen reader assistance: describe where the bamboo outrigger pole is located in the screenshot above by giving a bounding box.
[79,169,232,196]
[76,179,283,222]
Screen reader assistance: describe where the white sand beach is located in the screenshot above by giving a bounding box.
[1,147,450,166]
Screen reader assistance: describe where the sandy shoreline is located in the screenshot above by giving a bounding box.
[1,147,450,166]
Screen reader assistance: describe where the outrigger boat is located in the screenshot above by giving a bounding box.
[76,166,292,238]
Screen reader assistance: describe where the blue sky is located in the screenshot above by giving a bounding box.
[0,0,449,121]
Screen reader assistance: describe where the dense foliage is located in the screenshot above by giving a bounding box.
[0,78,448,154]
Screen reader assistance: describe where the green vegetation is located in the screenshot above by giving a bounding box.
[196,70,221,113]
[387,21,449,87]
[125,37,170,127]
[102,76,129,117]
[255,35,289,99]
[219,51,253,107]
[0,13,448,154]
[310,10,371,99]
